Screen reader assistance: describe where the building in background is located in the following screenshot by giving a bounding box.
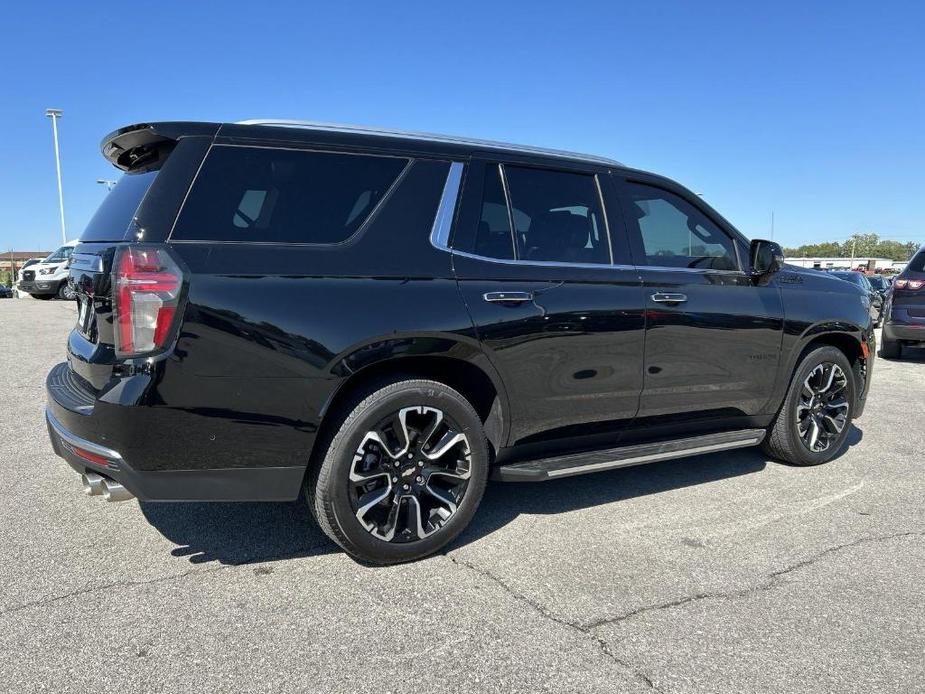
[1,250,52,280]
[784,256,897,272]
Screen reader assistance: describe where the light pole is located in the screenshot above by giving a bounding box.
[45,108,67,244]
[96,179,117,192]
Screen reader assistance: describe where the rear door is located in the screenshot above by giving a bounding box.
[450,158,645,444]
[613,174,784,419]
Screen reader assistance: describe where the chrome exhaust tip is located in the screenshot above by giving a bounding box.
[101,478,134,503]
[81,472,105,496]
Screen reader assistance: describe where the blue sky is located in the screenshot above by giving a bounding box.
[1,0,923,253]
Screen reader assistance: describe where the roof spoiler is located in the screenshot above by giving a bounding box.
[101,122,219,172]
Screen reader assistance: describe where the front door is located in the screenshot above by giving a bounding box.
[450,159,645,444]
[614,175,784,419]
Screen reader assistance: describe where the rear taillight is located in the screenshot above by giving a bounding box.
[113,246,184,356]
[894,279,923,290]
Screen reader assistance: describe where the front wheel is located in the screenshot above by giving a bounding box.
[307,379,489,565]
[762,346,856,466]
[57,281,77,300]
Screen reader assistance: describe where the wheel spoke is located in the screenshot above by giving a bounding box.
[423,430,468,460]
[423,483,458,514]
[355,485,392,526]
[808,418,821,450]
[821,413,846,434]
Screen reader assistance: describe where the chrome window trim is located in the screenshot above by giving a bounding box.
[236,119,622,167]
[641,265,747,276]
[449,248,637,272]
[497,164,519,259]
[594,174,615,265]
[429,162,464,251]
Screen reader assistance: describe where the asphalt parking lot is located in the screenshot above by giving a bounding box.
[1,297,923,694]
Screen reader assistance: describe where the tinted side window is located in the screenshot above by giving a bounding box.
[474,165,515,260]
[623,183,738,270]
[172,146,407,243]
[504,166,610,264]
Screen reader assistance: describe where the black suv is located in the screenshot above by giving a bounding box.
[881,246,925,358]
[46,121,874,564]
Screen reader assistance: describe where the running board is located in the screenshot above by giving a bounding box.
[491,429,766,482]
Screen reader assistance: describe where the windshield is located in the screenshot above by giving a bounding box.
[45,245,74,263]
[81,171,158,242]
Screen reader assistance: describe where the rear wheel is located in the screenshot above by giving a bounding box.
[762,346,856,466]
[880,337,901,359]
[307,379,489,564]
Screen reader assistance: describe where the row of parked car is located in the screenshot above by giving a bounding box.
[822,264,925,359]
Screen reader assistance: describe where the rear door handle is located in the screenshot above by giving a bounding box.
[483,291,534,304]
[651,292,688,304]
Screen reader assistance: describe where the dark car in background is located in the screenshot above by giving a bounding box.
[45,120,875,564]
[882,246,925,358]
[830,271,883,327]
[866,274,890,299]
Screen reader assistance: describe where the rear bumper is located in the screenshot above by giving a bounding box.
[45,363,305,502]
[883,320,925,343]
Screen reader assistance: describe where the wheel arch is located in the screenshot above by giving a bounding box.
[777,323,870,413]
[320,337,510,455]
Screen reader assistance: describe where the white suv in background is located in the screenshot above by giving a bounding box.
[18,241,78,300]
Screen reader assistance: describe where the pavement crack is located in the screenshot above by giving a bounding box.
[0,564,231,619]
[584,531,924,631]
[446,553,662,691]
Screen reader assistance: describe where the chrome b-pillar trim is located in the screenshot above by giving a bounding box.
[429,162,464,251]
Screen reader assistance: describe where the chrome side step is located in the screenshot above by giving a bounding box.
[491,429,766,482]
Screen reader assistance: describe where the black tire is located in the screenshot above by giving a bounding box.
[762,346,856,466]
[57,281,76,300]
[307,379,489,565]
[880,337,901,359]
[31,294,52,300]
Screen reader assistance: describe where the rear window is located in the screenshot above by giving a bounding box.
[80,171,157,242]
[171,146,408,244]
[907,250,925,273]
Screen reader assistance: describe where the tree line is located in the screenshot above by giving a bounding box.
[784,233,918,261]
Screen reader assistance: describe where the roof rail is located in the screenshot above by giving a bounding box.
[235,119,622,167]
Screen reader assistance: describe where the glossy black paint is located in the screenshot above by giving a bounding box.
[46,120,875,501]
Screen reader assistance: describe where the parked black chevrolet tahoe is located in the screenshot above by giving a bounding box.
[46,120,875,564]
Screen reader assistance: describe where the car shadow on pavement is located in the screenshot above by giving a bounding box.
[139,426,863,566]
[450,424,864,552]
[139,500,337,566]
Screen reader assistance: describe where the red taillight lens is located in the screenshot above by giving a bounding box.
[113,246,183,356]
[895,279,908,289]
[908,280,924,290]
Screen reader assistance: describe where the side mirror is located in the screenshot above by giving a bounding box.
[750,239,784,277]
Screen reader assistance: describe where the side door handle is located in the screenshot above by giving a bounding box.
[651,292,688,304]
[483,291,534,304]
